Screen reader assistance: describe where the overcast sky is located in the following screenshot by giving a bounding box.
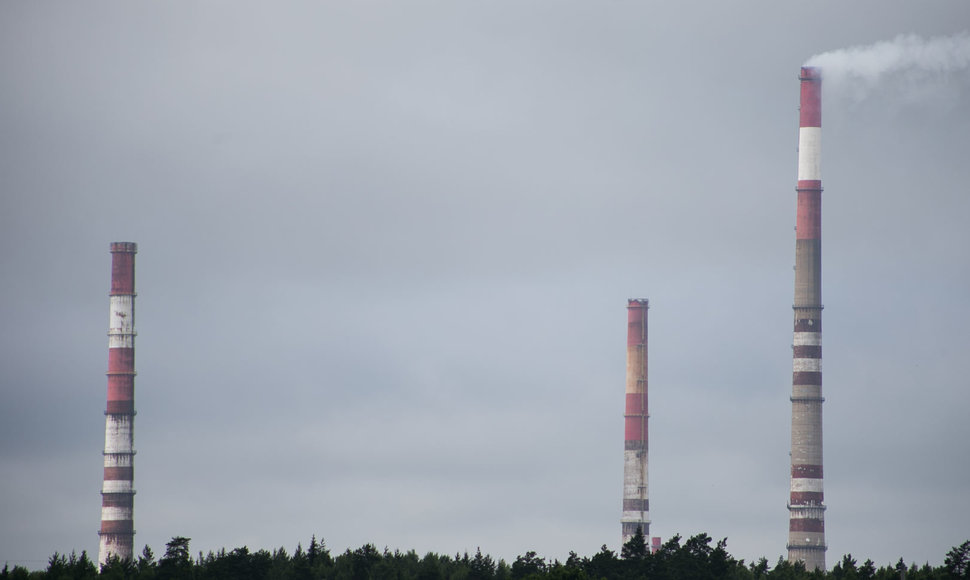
[2,1,969,572]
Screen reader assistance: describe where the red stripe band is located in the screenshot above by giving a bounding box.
[625,393,647,441]
[793,319,821,332]
[106,400,135,414]
[799,67,821,128]
[625,418,648,442]
[790,518,824,533]
[623,499,649,512]
[110,242,138,254]
[793,371,821,385]
[790,491,824,504]
[625,393,647,412]
[796,190,821,240]
[101,494,134,508]
[627,302,648,346]
[793,345,821,358]
[100,520,134,533]
[108,349,135,372]
[109,244,136,295]
[104,466,134,480]
[792,464,823,478]
[110,271,135,295]
[107,375,133,398]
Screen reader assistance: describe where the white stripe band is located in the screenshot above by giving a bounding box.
[789,510,825,519]
[793,358,821,372]
[791,478,824,493]
[103,454,132,468]
[102,480,133,493]
[793,332,821,346]
[108,335,134,349]
[109,296,135,333]
[798,127,821,181]
[623,451,647,491]
[100,507,132,521]
[104,416,133,454]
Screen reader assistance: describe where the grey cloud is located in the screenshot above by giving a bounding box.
[2,0,969,570]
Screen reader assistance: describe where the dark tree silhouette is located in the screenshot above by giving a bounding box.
[946,541,970,580]
[621,527,648,561]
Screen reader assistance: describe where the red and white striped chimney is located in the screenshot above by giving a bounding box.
[787,67,826,571]
[621,299,650,545]
[99,242,137,566]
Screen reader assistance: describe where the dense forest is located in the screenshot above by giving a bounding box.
[4,532,969,580]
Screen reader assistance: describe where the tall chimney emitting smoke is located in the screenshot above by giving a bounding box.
[787,67,827,571]
[621,299,650,545]
[99,242,137,566]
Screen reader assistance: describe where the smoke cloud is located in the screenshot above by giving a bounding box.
[806,32,970,102]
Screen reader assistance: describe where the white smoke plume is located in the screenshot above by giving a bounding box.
[805,32,970,102]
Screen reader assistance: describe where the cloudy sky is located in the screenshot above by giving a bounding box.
[2,1,969,571]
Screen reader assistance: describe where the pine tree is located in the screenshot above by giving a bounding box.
[621,526,648,561]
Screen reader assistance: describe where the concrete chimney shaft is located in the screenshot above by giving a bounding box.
[787,67,827,572]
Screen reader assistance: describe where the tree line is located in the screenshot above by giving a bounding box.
[4,531,969,580]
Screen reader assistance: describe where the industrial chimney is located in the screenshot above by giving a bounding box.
[621,299,651,546]
[99,242,137,566]
[787,67,827,571]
